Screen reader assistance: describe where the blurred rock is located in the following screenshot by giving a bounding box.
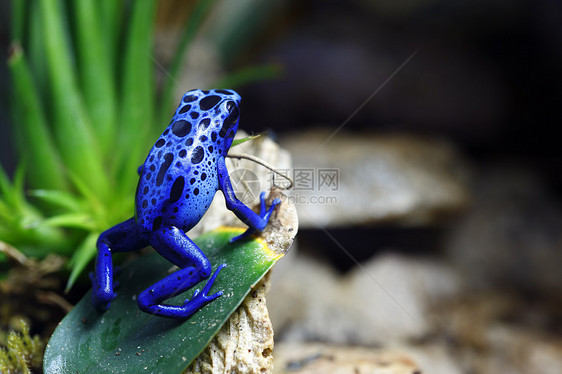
[436,293,562,374]
[272,342,423,374]
[446,166,562,294]
[481,326,562,374]
[279,131,470,228]
[343,253,461,344]
[184,135,297,373]
[269,251,462,345]
[400,344,464,374]
[268,250,342,340]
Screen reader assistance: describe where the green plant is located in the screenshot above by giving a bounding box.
[43,227,287,373]
[1,0,278,289]
[0,320,44,374]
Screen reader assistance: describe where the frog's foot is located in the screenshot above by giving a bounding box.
[90,271,119,311]
[229,229,254,243]
[138,264,226,319]
[182,263,225,309]
[230,192,281,243]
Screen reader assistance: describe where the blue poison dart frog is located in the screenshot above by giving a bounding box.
[91,89,281,319]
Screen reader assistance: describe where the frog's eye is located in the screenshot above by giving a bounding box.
[226,101,236,112]
[219,101,239,138]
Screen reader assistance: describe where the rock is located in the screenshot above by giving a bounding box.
[399,344,464,374]
[185,274,275,374]
[269,251,461,345]
[481,326,562,374]
[446,166,562,294]
[268,252,342,341]
[435,293,562,374]
[272,342,422,374]
[182,134,297,373]
[342,253,461,344]
[279,131,469,228]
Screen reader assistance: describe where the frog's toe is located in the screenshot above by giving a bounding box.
[181,289,200,306]
[229,228,255,243]
[190,288,223,305]
[191,264,225,302]
[92,296,112,312]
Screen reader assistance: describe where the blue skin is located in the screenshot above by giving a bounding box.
[92,89,280,319]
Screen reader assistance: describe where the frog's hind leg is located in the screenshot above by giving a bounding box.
[137,226,225,319]
[93,218,148,311]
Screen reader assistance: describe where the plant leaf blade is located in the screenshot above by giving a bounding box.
[44,227,285,373]
[231,134,261,148]
[8,44,67,190]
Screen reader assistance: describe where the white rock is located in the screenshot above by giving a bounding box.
[400,344,464,374]
[446,166,562,293]
[269,251,462,345]
[273,342,423,374]
[280,131,469,228]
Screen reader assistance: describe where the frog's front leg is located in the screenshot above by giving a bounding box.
[137,226,224,319]
[93,218,148,311]
[217,158,281,243]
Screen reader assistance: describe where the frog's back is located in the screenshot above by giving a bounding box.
[135,89,240,232]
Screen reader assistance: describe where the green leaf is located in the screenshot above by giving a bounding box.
[45,227,286,373]
[114,0,156,184]
[10,0,25,43]
[39,0,109,197]
[28,189,83,212]
[74,0,118,154]
[98,0,122,70]
[0,163,18,209]
[0,163,33,216]
[12,164,31,213]
[8,44,67,190]
[231,134,261,148]
[66,172,104,219]
[0,166,69,256]
[41,213,95,230]
[28,3,48,102]
[65,232,99,292]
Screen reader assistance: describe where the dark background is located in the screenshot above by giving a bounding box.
[2,0,561,187]
[237,0,562,189]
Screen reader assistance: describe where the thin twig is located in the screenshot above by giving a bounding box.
[36,291,74,313]
[227,152,293,189]
[0,240,28,266]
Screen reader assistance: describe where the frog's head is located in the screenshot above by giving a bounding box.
[213,89,241,154]
[178,89,241,155]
